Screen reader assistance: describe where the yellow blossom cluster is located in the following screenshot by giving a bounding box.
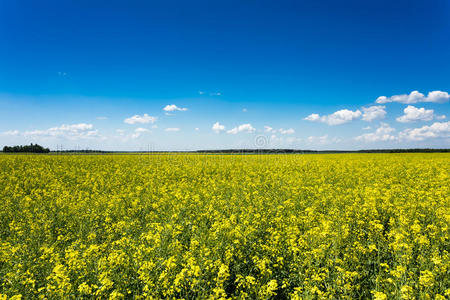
[0,153,449,298]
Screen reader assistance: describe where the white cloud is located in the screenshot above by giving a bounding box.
[304,113,321,122]
[363,126,372,130]
[355,123,396,142]
[212,122,225,133]
[198,91,205,95]
[279,128,295,134]
[23,123,99,139]
[304,109,362,125]
[1,130,20,136]
[264,126,275,133]
[362,106,386,122]
[124,114,157,124]
[399,121,450,141]
[163,104,188,112]
[131,127,150,139]
[427,91,450,103]
[227,123,256,134]
[376,90,450,104]
[165,127,180,132]
[195,127,199,131]
[396,105,436,123]
[96,116,108,120]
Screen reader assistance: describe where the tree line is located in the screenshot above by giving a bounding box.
[197,148,450,154]
[2,145,449,154]
[2,143,50,153]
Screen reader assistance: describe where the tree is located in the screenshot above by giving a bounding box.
[2,143,50,153]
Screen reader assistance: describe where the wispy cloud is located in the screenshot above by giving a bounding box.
[124,114,157,124]
[307,135,341,145]
[199,90,222,96]
[264,126,295,134]
[268,135,302,147]
[21,123,99,139]
[1,130,20,136]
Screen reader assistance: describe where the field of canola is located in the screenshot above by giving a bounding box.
[0,153,449,299]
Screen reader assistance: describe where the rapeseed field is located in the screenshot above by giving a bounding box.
[0,153,449,299]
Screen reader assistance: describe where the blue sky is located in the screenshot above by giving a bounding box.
[1,0,449,150]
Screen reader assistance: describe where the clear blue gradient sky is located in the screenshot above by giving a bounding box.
[1,0,449,150]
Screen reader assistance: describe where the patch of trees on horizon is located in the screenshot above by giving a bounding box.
[2,143,50,153]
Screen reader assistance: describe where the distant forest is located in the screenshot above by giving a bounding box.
[2,144,50,153]
[196,148,450,154]
[1,145,449,154]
